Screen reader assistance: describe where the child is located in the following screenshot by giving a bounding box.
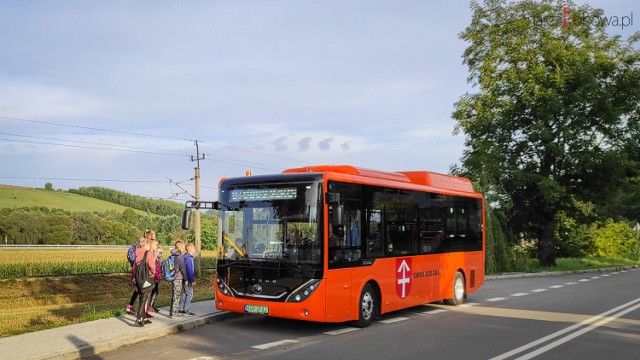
[126,230,155,314]
[169,241,186,318]
[147,246,163,316]
[178,243,196,316]
[134,238,158,327]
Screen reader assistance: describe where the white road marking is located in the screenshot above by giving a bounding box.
[564,282,578,285]
[549,285,564,289]
[252,340,298,350]
[590,276,600,279]
[380,317,410,324]
[601,274,610,277]
[461,303,479,307]
[511,293,528,297]
[531,289,547,293]
[487,297,507,302]
[422,309,448,315]
[324,328,361,336]
[489,297,640,360]
[578,279,590,282]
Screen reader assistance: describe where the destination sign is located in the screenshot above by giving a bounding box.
[230,188,297,201]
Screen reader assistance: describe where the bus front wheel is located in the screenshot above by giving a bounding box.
[352,283,376,328]
[444,271,465,306]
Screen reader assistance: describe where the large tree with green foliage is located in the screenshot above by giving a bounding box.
[453,0,640,265]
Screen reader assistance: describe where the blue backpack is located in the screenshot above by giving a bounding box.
[127,244,139,266]
[162,255,177,281]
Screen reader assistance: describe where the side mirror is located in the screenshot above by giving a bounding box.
[326,192,340,205]
[181,210,192,230]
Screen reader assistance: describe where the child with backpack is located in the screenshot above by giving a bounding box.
[147,246,163,316]
[126,230,154,315]
[134,238,158,327]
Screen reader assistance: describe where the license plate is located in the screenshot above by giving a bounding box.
[244,304,269,314]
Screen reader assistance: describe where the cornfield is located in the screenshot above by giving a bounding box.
[0,249,218,277]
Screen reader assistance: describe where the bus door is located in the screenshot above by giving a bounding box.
[325,268,352,322]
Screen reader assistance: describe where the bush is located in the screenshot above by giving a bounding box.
[555,211,593,258]
[589,219,638,258]
[485,207,512,273]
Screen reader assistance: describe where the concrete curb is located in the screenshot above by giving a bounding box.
[65,311,235,360]
[0,301,233,360]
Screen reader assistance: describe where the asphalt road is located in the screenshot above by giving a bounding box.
[91,268,640,360]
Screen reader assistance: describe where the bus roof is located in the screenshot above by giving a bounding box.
[282,165,476,194]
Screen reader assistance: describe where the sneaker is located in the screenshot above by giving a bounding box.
[145,312,153,318]
[178,310,186,314]
[153,306,160,313]
[126,305,136,314]
[136,320,144,327]
[184,311,196,316]
[144,319,152,324]
[170,312,183,318]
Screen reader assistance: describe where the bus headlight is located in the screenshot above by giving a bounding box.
[217,277,235,298]
[286,279,321,303]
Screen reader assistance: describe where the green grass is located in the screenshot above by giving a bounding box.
[554,257,640,271]
[0,271,216,337]
[503,256,640,274]
[0,185,148,214]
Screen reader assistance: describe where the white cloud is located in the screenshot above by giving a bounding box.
[0,79,108,120]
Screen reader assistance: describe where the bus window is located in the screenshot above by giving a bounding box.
[365,209,383,257]
[328,182,362,268]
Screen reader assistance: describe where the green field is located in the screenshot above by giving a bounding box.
[0,185,148,214]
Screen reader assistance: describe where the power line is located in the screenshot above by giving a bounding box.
[1,134,284,172]
[0,137,189,157]
[202,157,282,172]
[0,131,191,156]
[199,140,306,164]
[1,115,307,164]
[0,115,194,142]
[0,176,168,183]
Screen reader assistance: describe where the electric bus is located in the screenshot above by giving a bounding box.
[187,165,484,327]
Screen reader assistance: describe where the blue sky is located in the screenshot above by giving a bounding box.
[0,0,637,202]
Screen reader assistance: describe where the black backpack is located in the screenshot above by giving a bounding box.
[134,251,154,293]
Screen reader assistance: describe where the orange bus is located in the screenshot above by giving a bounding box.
[207,165,484,327]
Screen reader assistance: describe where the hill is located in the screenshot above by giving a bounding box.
[0,185,149,215]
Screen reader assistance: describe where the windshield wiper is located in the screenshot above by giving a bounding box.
[217,260,249,269]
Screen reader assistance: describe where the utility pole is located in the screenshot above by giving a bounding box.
[191,140,205,277]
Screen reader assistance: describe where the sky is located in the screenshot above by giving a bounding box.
[1,0,637,203]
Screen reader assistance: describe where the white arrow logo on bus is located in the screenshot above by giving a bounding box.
[397,259,411,299]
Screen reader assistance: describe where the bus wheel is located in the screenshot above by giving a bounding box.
[352,283,376,328]
[445,272,465,306]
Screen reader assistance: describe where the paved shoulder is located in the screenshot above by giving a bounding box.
[0,300,226,360]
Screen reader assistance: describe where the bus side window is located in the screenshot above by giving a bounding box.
[366,212,383,257]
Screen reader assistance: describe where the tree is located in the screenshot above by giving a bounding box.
[453,0,640,265]
[44,183,53,191]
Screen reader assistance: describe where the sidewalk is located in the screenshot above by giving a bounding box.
[0,300,230,360]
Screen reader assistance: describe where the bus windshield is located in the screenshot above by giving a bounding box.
[218,181,322,266]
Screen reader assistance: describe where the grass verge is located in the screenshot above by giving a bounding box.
[0,270,215,338]
[497,256,640,274]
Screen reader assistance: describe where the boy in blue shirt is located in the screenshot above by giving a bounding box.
[179,243,196,316]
